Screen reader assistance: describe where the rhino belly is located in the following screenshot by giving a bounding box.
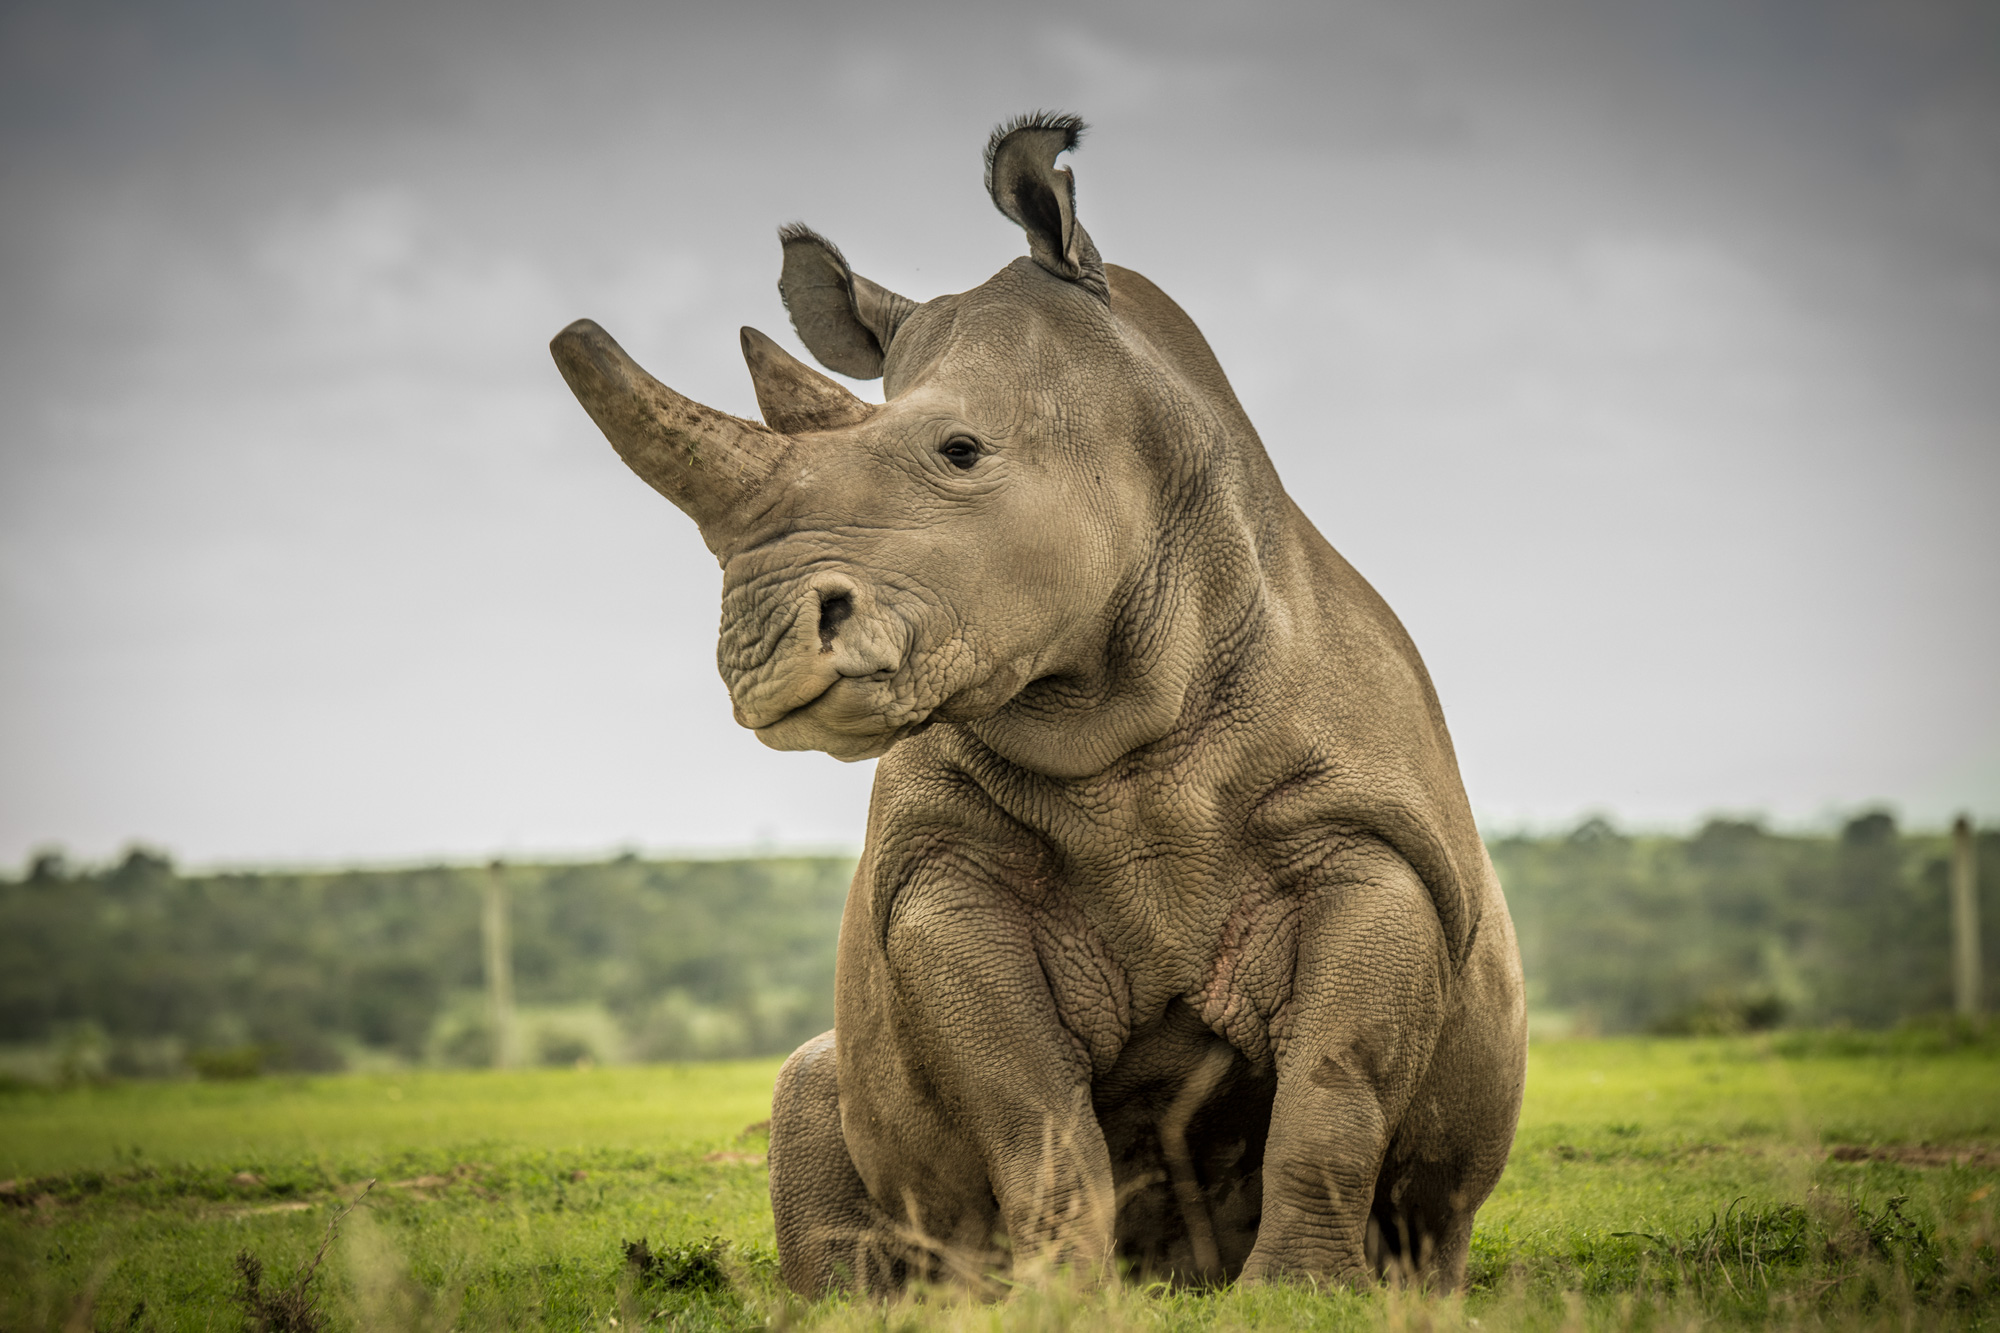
[1093,997,1276,1282]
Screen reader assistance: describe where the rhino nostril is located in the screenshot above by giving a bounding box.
[817,592,853,653]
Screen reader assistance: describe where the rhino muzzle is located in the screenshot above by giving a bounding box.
[723,573,923,761]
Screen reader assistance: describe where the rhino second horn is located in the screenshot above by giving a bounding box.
[740,327,875,435]
[550,318,790,544]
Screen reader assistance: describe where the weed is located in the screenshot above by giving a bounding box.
[625,1235,733,1293]
[234,1249,320,1333]
[1615,1198,1812,1296]
[1826,1192,1953,1301]
[230,1182,373,1332]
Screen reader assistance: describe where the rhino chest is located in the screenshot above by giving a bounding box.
[1031,843,1296,1079]
[927,732,1305,1073]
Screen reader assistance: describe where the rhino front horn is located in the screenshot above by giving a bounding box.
[550,318,790,545]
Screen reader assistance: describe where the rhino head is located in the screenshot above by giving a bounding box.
[552,114,1253,775]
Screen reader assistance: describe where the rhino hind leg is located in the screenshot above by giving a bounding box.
[1364,935,1526,1290]
[769,1031,905,1296]
[1364,1155,1477,1288]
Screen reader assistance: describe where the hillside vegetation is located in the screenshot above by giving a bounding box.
[0,855,850,1079]
[2,813,1994,1079]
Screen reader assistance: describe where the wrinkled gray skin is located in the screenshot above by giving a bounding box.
[551,113,1525,1295]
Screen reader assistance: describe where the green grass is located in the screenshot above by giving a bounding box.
[3,1038,1997,1330]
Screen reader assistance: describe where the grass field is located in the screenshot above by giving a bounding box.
[3,1035,1997,1330]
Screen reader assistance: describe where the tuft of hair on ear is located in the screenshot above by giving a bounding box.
[774,222,854,342]
[982,110,1107,302]
[776,222,850,287]
[982,111,1087,202]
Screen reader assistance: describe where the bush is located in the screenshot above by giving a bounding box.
[189,1044,269,1080]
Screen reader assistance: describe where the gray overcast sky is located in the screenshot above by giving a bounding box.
[2,0,1995,869]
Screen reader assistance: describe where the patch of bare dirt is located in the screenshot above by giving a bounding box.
[230,1200,316,1217]
[1828,1144,2000,1168]
[385,1163,493,1199]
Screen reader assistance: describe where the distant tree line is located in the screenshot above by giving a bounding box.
[1493,813,1997,1034]
[0,853,849,1078]
[0,813,1992,1078]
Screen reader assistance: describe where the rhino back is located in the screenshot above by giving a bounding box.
[1103,262,1496,971]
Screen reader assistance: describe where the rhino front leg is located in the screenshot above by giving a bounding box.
[1240,850,1450,1286]
[841,880,1118,1284]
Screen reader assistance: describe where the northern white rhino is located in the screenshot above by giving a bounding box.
[551,112,1526,1294]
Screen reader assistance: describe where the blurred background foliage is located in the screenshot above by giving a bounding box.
[0,813,1993,1081]
[0,854,849,1081]
[1495,813,1997,1037]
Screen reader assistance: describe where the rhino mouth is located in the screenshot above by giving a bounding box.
[751,673,933,761]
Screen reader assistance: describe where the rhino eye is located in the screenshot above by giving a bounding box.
[938,438,980,470]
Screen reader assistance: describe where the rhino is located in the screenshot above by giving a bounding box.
[551,112,1526,1294]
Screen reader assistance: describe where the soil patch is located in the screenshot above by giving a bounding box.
[1828,1144,2000,1168]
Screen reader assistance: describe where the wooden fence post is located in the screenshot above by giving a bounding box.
[483,860,518,1067]
[1953,815,1982,1017]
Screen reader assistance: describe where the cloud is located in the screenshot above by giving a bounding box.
[1,0,1994,865]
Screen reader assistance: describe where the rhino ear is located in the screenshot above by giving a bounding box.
[776,224,915,380]
[739,326,874,434]
[984,111,1108,302]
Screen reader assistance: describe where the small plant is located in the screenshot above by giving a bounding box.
[623,1236,732,1293]
[234,1250,320,1333]
[1614,1198,1812,1295]
[231,1182,372,1332]
[1833,1193,1948,1294]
